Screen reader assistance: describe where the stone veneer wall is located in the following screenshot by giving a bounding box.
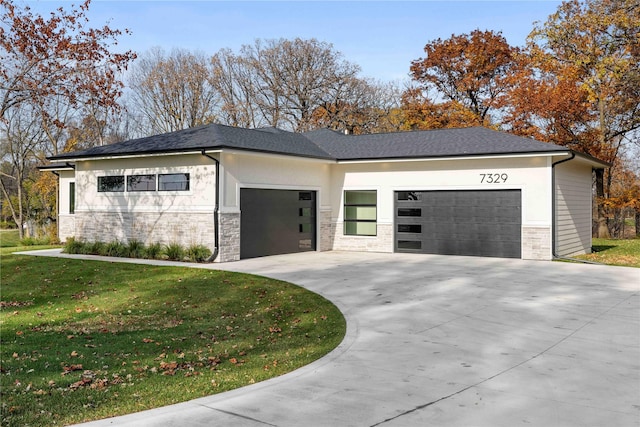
[331,222,393,253]
[74,211,216,250]
[522,226,551,260]
[58,214,76,243]
[319,209,333,251]
[217,212,240,262]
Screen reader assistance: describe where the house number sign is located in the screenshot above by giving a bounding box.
[479,173,508,183]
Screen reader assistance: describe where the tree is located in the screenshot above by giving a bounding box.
[210,38,381,133]
[409,29,519,125]
[128,47,218,135]
[400,87,483,130]
[0,0,135,121]
[308,79,404,134]
[0,0,135,238]
[0,103,44,237]
[210,48,262,128]
[237,38,363,132]
[506,0,640,237]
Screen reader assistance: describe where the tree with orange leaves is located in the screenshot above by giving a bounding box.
[409,29,519,126]
[504,0,640,237]
[0,0,135,237]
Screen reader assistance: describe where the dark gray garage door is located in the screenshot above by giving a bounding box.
[394,190,521,258]
[240,189,316,259]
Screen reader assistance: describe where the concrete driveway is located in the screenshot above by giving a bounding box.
[28,250,639,426]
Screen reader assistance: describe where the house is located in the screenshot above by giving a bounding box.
[43,124,609,262]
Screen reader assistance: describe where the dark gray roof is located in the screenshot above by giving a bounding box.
[49,124,334,161]
[303,127,569,160]
[49,124,571,162]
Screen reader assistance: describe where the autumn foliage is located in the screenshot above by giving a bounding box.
[0,0,135,237]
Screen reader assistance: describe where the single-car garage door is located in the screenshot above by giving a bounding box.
[394,190,521,258]
[240,189,316,259]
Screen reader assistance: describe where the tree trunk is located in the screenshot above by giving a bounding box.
[0,177,24,239]
[594,168,610,238]
[636,209,640,238]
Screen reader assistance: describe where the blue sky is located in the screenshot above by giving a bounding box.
[26,1,563,82]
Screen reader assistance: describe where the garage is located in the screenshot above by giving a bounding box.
[394,190,522,258]
[240,189,316,259]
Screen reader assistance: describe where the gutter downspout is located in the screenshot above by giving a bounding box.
[551,152,601,264]
[201,151,220,262]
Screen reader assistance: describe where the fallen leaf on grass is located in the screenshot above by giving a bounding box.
[61,364,83,375]
[0,300,33,308]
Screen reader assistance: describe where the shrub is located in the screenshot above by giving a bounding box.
[20,236,51,246]
[127,239,146,258]
[0,221,17,229]
[88,241,106,255]
[105,240,128,257]
[164,242,185,261]
[63,237,84,254]
[145,242,163,260]
[186,244,212,262]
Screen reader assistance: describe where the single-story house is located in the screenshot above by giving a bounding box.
[43,124,608,262]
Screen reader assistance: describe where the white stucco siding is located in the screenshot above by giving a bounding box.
[75,154,217,213]
[220,151,332,211]
[58,170,75,215]
[331,156,554,257]
[57,170,76,242]
[555,160,593,257]
[332,156,552,223]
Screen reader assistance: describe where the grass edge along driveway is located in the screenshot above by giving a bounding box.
[0,252,346,427]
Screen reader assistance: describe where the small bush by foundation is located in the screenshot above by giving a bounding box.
[145,242,163,260]
[187,244,212,262]
[164,242,185,261]
[63,239,213,263]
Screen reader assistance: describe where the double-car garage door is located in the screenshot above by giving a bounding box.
[394,190,522,258]
[240,189,316,259]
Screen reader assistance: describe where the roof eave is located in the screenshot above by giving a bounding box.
[38,162,75,171]
[48,145,336,162]
[570,151,611,169]
[335,150,571,164]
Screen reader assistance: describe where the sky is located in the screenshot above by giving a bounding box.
[23,0,564,82]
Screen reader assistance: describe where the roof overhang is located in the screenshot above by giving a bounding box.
[335,150,572,164]
[570,151,611,169]
[38,163,75,171]
[47,146,335,163]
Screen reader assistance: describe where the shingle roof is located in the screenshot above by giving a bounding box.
[48,124,570,162]
[303,127,569,160]
[49,124,334,161]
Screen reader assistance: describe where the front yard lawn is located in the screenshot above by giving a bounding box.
[574,238,640,268]
[0,254,345,426]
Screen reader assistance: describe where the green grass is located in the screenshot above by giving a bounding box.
[0,230,21,248]
[0,254,346,426]
[574,238,640,267]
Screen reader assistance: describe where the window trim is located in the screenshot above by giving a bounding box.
[343,190,377,236]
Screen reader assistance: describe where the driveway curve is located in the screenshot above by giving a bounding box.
[31,250,638,426]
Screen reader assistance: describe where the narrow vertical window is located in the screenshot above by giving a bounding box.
[344,190,377,236]
[69,182,75,214]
